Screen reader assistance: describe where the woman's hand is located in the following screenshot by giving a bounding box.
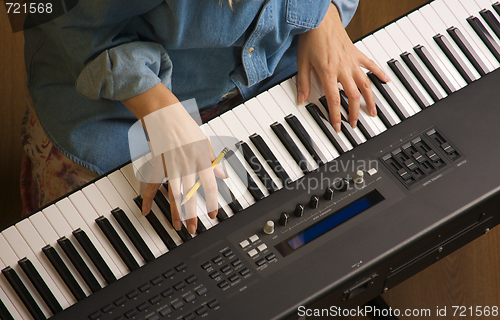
[297,3,389,132]
[122,83,225,234]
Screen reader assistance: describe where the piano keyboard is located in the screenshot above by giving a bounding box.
[2,0,500,319]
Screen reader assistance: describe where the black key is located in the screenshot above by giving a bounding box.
[133,196,177,250]
[2,266,46,320]
[433,34,476,84]
[197,186,229,221]
[285,114,325,165]
[494,2,500,20]
[413,45,456,95]
[224,150,265,201]
[216,177,243,213]
[42,245,86,301]
[57,236,102,293]
[95,216,140,272]
[270,122,310,173]
[153,188,193,241]
[367,72,410,120]
[18,258,62,315]
[447,27,487,76]
[305,103,346,154]
[250,133,291,184]
[339,91,375,139]
[400,51,444,102]
[236,141,278,193]
[73,228,116,285]
[111,208,155,263]
[0,297,14,320]
[480,9,500,41]
[387,59,432,109]
[471,14,500,62]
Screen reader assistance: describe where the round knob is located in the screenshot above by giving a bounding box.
[309,195,319,209]
[354,170,364,185]
[335,178,349,192]
[279,212,289,226]
[263,220,275,234]
[324,187,334,200]
[294,204,304,217]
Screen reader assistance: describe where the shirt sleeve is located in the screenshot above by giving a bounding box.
[332,0,359,27]
[39,0,172,101]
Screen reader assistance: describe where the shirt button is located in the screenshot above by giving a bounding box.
[247,47,254,54]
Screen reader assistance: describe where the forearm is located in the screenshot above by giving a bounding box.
[121,83,179,120]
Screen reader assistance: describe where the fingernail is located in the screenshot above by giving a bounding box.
[298,92,305,105]
[142,205,150,216]
[224,170,229,179]
[174,221,182,230]
[370,108,377,117]
[384,75,391,83]
[187,224,196,234]
[350,120,357,129]
[334,123,341,133]
[209,210,218,219]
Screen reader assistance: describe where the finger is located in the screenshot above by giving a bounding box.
[199,166,218,219]
[208,143,228,179]
[296,58,312,105]
[354,70,377,117]
[341,77,360,128]
[182,172,198,234]
[168,177,183,231]
[360,54,389,83]
[319,72,341,132]
[142,183,160,215]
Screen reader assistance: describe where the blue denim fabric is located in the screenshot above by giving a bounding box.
[24,0,358,174]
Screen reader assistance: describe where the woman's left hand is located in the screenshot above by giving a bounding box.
[297,3,389,132]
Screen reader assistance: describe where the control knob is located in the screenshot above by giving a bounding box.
[263,220,274,234]
[279,212,289,226]
[294,204,304,217]
[309,195,319,209]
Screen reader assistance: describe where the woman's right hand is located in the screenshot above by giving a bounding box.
[121,83,225,234]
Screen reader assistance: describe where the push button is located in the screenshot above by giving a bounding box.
[149,295,161,305]
[175,262,187,272]
[174,281,186,290]
[240,268,250,276]
[220,265,231,273]
[113,297,126,306]
[256,258,266,266]
[163,269,175,278]
[195,306,208,315]
[228,274,239,282]
[159,307,172,316]
[249,234,259,243]
[183,313,195,320]
[207,299,220,309]
[217,280,229,288]
[201,261,211,270]
[161,288,174,297]
[196,286,208,296]
[137,302,149,311]
[126,289,139,299]
[185,274,198,284]
[222,249,233,257]
[257,243,267,252]
[88,311,101,320]
[184,293,196,303]
[239,240,250,248]
[231,259,242,267]
[139,283,151,292]
[209,271,220,279]
[150,276,163,285]
[101,304,114,313]
[212,256,223,264]
[248,249,258,257]
[124,309,137,318]
[265,253,276,261]
[171,300,184,310]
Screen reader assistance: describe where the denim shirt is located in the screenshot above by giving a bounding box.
[25,0,358,174]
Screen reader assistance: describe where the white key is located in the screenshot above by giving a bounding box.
[201,123,254,206]
[208,117,270,197]
[220,111,283,189]
[81,184,145,267]
[95,177,164,257]
[29,212,91,299]
[401,14,467,88]
[385,22,449,98]
[442,0,499,69]
[277,79,346,157]
[0,257,31,319]
[419,4,482,78]
[108,170,170,255]
[0,283,23,319]
[362,35,423,115]
[257,91,338,163]
[255,90,329,164]
[14,220,70,309]
[43,204,107,287]
[58,194,129,277]
[0,231,52,318]
[244,97,315,174]
[373,28,435,108]
[232,104,299,182]
[122,163,183,246]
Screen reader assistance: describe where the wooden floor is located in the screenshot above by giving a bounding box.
[1,1,499,319]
